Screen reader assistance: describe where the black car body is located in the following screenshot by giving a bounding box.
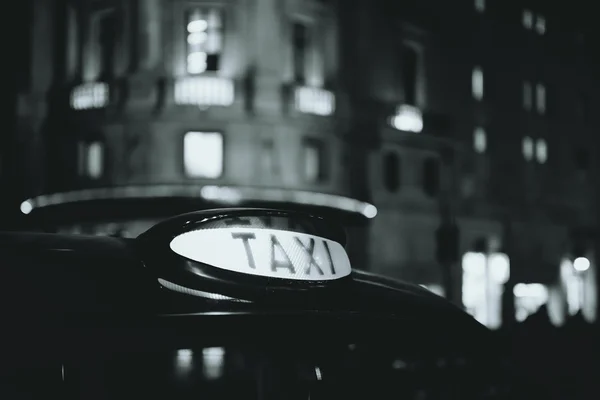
[0,208,529,399]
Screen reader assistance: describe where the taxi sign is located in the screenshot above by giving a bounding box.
[136,208,352,299]
[170,226,351,281]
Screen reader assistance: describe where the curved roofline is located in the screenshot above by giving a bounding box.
[20,184,377,219]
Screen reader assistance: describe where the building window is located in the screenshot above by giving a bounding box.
[535,15,546,35]
[260,138,278,178]
[303,139,326,183]
[514,283,550,323]
[401,44,419,106]
[536,83,546,114]
[186,8,224,74]
[383,152,401,192]
[463,252,510,329]
[474,127,487,154]
[535,139,547,164]
[522,136,534,161]
[292,21,309,84]
[472,66,484,100]
[523,10,545,34]
[183,131,224,178]
[78,141,104,179]
[522,9,533,29]
[523,80,532,110]
[96,10,118,80]
[475,0,485,13]
[422,157,440,197]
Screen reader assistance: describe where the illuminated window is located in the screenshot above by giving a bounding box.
[303,139,326,183]
[96,10,117,79]
[522,136,534,161]
[536,83,546,114]
[202,347,226,380]
[536,139,547,164]
[391,105,423,133]
[422,157,440,197]
[523,80,532,110]
[559,258,595,320]
[78,141,104,179]
[401,44,419,106]
[184,132,224,178]
[522,9,533,29]
[292,21,309,84]
[463,252,510,329]
[514,283,549,322]
[474,127,487,153]
[186,8,223,74]
[472,66,483,100]
[294,87,335,116]
[70,82,109,109]
[174,76,235,107]
[383,152,401,192]
[535,15,546,35]
[475,0,485,13]
[462,252,486,324]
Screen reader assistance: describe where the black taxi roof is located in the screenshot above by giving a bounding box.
[0,208,500,363]
[0,233,490,337]
[0,230,461,313]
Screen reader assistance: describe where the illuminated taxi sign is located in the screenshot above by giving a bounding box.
[170,227,351,281]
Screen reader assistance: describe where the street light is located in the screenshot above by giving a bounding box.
[561,256,591,316]
[573,257,590,317]
[573,257,590,272]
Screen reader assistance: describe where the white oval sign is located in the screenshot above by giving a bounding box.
[169,227,352,281]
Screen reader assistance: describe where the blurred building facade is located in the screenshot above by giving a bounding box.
[16,0,374,264]
[13,0,599,326]
[344,0,599,325]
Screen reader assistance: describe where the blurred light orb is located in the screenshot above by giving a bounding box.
[20,201,33,215]
[391,105,423,133]
[187,19,208,33]
[573,257,590,272]
[363,204,378,219]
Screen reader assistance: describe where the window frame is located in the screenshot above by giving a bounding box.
[301,137,328,184]
[473,127,487,154]
[77,139,106,180]
[472,66,484,101]
[182,130,226,179]
[184,5,226,75]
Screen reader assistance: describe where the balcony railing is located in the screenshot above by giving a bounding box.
[70,82,109,110]
[294,86,335,116]
[174,76,235,107]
